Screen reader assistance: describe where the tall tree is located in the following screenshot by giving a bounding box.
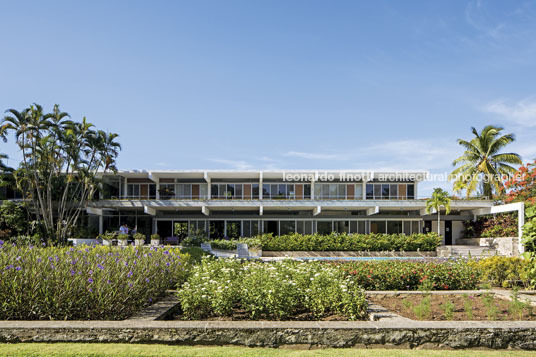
[449,125,522,199]
[0,104,121,245]
[425,188,451,236]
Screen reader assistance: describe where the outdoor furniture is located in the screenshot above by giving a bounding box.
[237,243,250,259]
[200,242,212,253]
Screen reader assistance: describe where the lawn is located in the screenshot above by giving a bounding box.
[0,344,535,357]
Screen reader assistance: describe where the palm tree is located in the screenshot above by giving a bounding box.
[426,188,451,236]
[450,125,522,199]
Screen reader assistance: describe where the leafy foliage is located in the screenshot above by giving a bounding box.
[177,258,368,320]
[0,104,121,245]
[462,213,518,238]
[259,232,441,251]
[0,243,191,320]
[0,201,30,240]
[468,256,531,289]
[209,238,261,250]
[338,260,479,290]
[502,160,536,204]
[450,125,522,199]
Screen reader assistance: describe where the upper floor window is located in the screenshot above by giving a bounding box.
[365,183,415,200]
[262,183,311,199]
[126,183,157,199]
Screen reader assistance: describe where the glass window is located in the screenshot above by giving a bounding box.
[235,184,242,199]
[338,184,347,199]
[287,184,294,198]
[280,221,295,235]
[252,184,259,199]
[412,221,420,234]
[314,185,321,199]
[350,221,357,233]
[226,184,235,199]
[200,184,208,199]
[263,220,278,235]
[373,184,382,199]
[370,220,386,234]
[334,221,349,233]
[127,184,139,198]
[329,184,337,198]
[317,221,332,235]
[304,220,313,234]
[304,184,311,199]
[322,185,329,199]
[251,220,260,235]
[390,184,398,199]
[358,221,366,234]
[403,221,411,235]
[262,184,270,198]
[277,184,287,198]
[407,184,415,199]
[270,184,278,198]
[243,221,251,237]
[211,184,219,198]
[366,184,374,199]
[296,221,305,234]
[382,184,390,199]
[387,221,402,234]
[355,184,363,199]
[218,184,226,199]
[226,221,241,239]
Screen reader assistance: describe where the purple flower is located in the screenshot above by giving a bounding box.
[88,278,94,283]
[164,250,169,255]
[145,278,150,283]
[71,270,75,276]
[15,266,21,271]
[97,264,104,270]
[127,271,133,278]
[88,288,93,292]
[37,258,42,263]
[0,240,4,246]
[107,280,112,284]
[128,283,133,287]
[89,270,93,275]
[5,265,13,270]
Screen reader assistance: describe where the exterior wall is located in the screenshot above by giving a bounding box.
[452,220,465,244]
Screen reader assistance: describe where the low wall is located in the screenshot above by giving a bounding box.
[1,321,536,349]
[261,251,437,258]
[457,237,519,257]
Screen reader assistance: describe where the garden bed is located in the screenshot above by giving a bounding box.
[369,293,536,321]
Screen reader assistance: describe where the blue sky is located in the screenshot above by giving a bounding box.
[1,0,536,196]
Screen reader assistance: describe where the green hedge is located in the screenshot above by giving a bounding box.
[209,238,261,250]
[260,232,441,251]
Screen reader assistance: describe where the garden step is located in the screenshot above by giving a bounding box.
[447,245,497,257]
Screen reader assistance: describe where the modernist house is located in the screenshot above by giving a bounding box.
[85,170,515,246]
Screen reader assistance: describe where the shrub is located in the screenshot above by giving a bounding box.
[209,238,261,250]
[259,232,440,251]
[468,256,531,289]
[463,213,517,238]
[177,258,367,320]
[0,243,192,320]
[337,260,479,290]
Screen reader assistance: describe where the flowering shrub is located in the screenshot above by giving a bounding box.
[468,256,531,289]
[209,238,261,250]
[177,258,367,320]
[260,233,440,251]
[0,243,191,320]
[338,260,479,290]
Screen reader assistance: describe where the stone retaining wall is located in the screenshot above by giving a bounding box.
[457,237,519,256]
[1,321,536,349]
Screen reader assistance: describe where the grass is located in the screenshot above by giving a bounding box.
[0,344,535,357]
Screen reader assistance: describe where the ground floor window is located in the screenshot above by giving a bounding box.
[151,219,422,238]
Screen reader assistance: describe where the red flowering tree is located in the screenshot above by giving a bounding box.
[502,160,536,204]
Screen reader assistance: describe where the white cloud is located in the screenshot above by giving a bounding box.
[483,98,536,127]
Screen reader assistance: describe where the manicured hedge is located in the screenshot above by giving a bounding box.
[337,260,480,290]
[209,238,261,250]
[260,232,441,251]
[177,258,367,320]
[0,242,191,320]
